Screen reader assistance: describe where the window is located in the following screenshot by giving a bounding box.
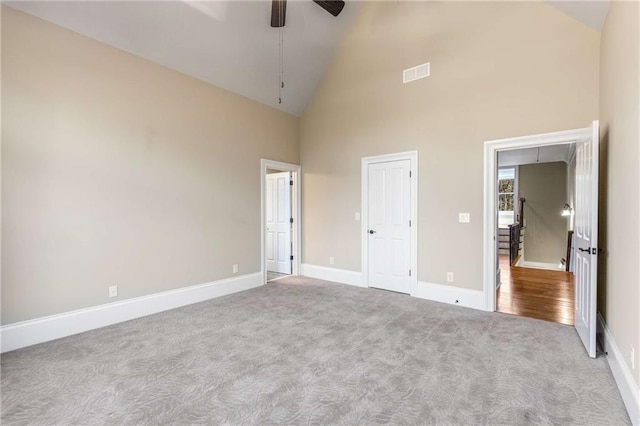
[498,167,516,227]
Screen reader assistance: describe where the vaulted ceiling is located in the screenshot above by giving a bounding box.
[6,1,361,116]
[6,1,609,117]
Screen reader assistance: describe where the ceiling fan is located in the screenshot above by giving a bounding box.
[270,0,345,27]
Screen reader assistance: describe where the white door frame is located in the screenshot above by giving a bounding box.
[261,159,301,284]
[361,151,418,295]
[483,127,591,311]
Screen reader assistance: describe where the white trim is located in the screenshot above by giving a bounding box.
[0,272,263,353]
[361,151,418,295]
[516,259,563,271]
[261,159,301,284]
[414,281,486,311]
[266,274,291,283]
[300,264,364,287]
[484,127,591,312]
[597,313,640,425]
[300,264,484,311]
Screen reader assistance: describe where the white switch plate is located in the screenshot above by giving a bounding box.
[446,272,454,282]
[329,257,335,265]
[109,285,118,298]
[232,264,239,274]
[355,212,360,221]
[459,213,471,223]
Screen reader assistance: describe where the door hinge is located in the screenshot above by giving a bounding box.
[409,269,412,277]
[409,220,412,227]
[290,255,294,261]
[290,180,293,186]
[290,217,294,224]
[409,170,412,178]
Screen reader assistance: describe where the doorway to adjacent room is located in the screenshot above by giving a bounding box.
[261,159,301,283]
[484,121,599,357]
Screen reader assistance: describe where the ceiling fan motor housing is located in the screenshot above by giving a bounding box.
[271,0,345,28]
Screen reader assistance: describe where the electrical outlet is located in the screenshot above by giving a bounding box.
[459,213,470,223]
[109,285,118,298]
[631,346,635,370]
[232,264,239,274]
[329,257,335,265]
[446,272,454,282]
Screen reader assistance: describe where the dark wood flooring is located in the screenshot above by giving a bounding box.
[497,255,575,326]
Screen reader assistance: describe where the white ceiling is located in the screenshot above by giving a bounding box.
[6,0,361,117]
[547,1,610,29]
[498,144,575,167]
[6,1,608,117]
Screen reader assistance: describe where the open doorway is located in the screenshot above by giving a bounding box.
[260,159,301,284]
[484,122,600,358]
[495,145,576,325]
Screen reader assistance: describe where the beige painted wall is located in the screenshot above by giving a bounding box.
[567,154,576,233]
[598,1,640,386]
[300,1,600,289]
[1,7,299,324]
[519,162,567,265]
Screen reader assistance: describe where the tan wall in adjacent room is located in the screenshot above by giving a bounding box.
[1,7,299,324]
[519,162,567,265]
[598,1,640,387]
[300,1,600,290]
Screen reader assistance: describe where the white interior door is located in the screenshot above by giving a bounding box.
[367,160,412,293]
[266,172,292,274]
[574,120,599,358]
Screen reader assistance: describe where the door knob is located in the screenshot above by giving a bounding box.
[578,247,589,252]
[369,230,376,234]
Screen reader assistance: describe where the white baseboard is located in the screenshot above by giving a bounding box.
[516,258,562,271]
[0,272,264,353]
[300,264,484,311]
[414,281,485,311]
[597,313,640,425]
[301,264,364,287]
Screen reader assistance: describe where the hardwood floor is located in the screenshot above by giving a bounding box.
[497,255,575,326]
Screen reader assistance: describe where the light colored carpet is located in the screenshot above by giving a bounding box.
[267,270,290,282]
[1,276,630,425]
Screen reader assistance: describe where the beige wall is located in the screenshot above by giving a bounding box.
[1,7,299,324]
[567,154,576,233]
[519,162,567,265]
[300,1,600,289]
[598,1,640,386]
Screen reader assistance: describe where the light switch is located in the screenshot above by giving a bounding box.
[459,213,470,223]
[355,212,361,221]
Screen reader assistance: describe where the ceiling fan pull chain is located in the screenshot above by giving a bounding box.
[272,0,289,105]
[278,20,284,104]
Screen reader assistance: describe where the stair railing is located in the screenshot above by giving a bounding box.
[508,223,521,265]
[509,198,526,265]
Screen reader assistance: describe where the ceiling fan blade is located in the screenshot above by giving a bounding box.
[271,0,287,27]
[312,0,345,17]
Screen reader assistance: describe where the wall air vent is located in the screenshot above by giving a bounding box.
[403,62,430,84]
